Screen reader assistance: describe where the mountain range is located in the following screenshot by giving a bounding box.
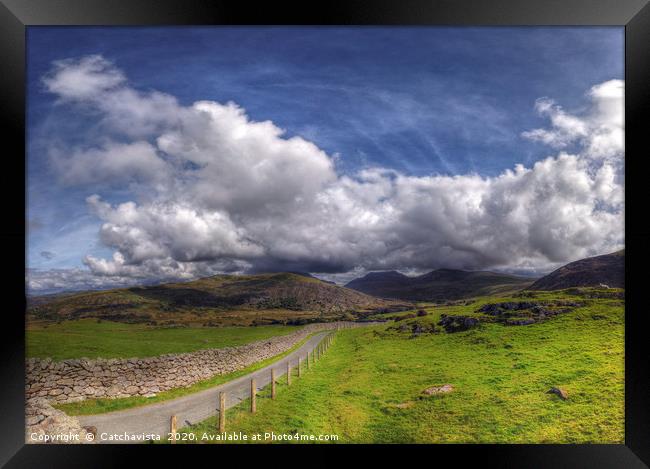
[345,269,534,301]
[27,272,407,325]
[28,251,625,325]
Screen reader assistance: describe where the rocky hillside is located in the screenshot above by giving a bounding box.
[345,269,533,301]
[28,273,408,324]
[528,250,624,291]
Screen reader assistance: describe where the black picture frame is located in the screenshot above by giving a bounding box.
[1,0,648,466]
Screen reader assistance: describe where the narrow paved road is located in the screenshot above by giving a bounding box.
[79,332,331,443]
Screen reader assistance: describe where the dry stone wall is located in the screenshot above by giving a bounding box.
[26,321,373,405]
[26,397,94,444]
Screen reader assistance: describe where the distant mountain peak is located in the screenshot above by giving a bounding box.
[528,250,624,291]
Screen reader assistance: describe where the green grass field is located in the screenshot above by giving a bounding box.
[179,290,624,444]
[26,319,301,360]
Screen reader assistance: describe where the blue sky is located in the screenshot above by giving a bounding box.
[26,27,624,290]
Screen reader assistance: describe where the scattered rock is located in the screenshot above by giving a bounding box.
[505,318,536,326]
[423,384,454,395]
[547,387,568,400]
[395,401,414,409]
[438,315,479,333]
[476,300,583,326]
[26,415,45,426]
[388,320,436,336]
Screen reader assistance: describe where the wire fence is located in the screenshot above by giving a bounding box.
[168,329,341,443]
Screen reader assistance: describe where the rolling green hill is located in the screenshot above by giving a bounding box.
[180,288,624,444]
[528,250,624,291]
[345,268,534,301]
[27,272,409,326]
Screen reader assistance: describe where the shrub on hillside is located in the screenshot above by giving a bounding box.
[394,313,417,322]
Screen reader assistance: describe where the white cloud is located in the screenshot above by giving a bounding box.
[42,55,125,100]
[86,195,264,264]
[29,56,624,290]
[51,141,169,186]
[27,267,144,293]
[522,79,624,162]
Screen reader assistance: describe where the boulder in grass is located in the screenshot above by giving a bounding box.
[423,384,454,395]
[438,315,480,332]
[547,387,568,400]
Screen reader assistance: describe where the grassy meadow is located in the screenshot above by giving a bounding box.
[178,290,624,444]
[26,319,301,360]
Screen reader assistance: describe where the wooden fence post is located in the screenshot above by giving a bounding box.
[250,378,256,413]
[298,357,302,377]
[271,368,276,399]
[307,351,311,369]
[287,361,291,385]
[219,392,226,433]
[170,415,177,444]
